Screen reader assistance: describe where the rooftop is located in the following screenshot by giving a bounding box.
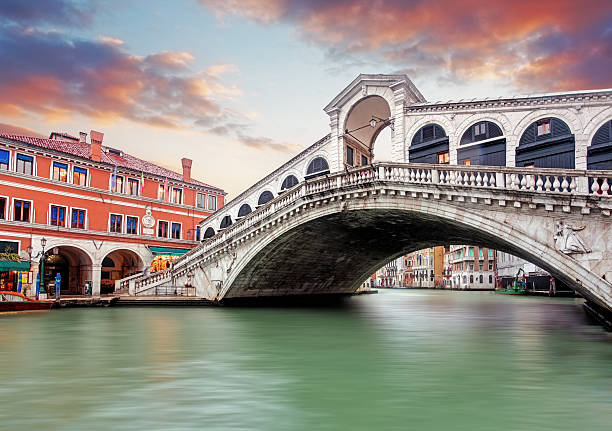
[0,132,224,193]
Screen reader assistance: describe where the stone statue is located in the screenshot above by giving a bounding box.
[554,221,591,254]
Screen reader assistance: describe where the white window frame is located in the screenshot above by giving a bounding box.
[108,213,124,234]
[126,215,140,235]
[0,148,11,171]
[14,152,36,176]
[171,187,183,205]
[127,178,140,196]
[11,197,34,223]
[171,221,182,240]
[157,219,169,238]
[51,160,69,182]
[208,195,217,211]
[48,203,68,227]
[196,192,206,209]
[69,207,88,230]
[72,165,89,187]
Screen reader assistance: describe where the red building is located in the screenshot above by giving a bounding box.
[0,130,225,296]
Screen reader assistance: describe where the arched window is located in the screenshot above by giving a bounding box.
[219,215,232,229]
[305,157,330,179]
[458,121,506,166]
[257,191,274,206]
[203,227,215,239]
[470,275,474,284]
[517,117,574,168]
[479,274,483,283]
[280,175,299,193]
[237,203,252,218]
[409,124,449,164]
[588,120,612,170]
[462,275,467,284]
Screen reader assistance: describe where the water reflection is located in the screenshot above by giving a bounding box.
[1,290,610,431]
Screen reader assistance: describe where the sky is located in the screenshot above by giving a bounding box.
[1,0,611,198]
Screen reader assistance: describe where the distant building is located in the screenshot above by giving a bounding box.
[400,246,445,288]
[448,245,496,290]
[0,130,225,296]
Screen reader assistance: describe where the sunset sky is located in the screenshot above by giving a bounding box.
[1,0,611,198]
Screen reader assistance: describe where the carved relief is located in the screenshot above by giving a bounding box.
[554,220,591,254]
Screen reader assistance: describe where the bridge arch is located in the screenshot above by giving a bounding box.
[342,95,392,167]
[516,117,575,168]
[41,244,93,295]
[305,155,330,179]
[217,193,611,311]
[257,190,274,207]
[100,248,145,294]
[237,203,252,218]
[279,174,299,194]
[408,123,449,164]
[203,227,215,239]
[456,118,507,166]
[219,215,232,230]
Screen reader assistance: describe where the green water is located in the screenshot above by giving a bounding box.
[1,290,611,431]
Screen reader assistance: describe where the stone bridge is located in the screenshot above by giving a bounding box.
[122,74,612,313]
[127,162,612,313]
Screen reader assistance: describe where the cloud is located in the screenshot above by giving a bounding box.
[0,0,92,26]
[237,132,300,153]
[98,36,124,46]
[199,0,612,91]
[0,26,238,129]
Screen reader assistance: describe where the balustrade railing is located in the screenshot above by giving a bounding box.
[135,285,196,297]
[121,162,612,292]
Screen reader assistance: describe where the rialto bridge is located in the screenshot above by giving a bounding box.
[123,74,612,313]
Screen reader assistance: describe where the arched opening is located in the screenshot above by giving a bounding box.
[517,117,574,168]
[343,95,392,167]
[203,227,215,239]
[279,175,299,194]
[372,126,393,162]
[409,124,449,164]
[237,203,252,218]
[42,245,92,295]
[220,215,232,229]
[305,157,330,180]
[258,191,274,206]
[458,121,506,166]
[100,249,144,294]
[588,120,612,170]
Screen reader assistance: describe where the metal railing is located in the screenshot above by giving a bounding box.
[135,285,196,296]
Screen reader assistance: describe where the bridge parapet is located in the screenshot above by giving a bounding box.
[125,162,612,299]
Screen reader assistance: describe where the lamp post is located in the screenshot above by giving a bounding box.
[39,237,47,297]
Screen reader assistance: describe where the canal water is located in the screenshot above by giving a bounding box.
[1,290,611,431]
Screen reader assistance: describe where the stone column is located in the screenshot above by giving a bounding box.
[327,108,342,172]
[575,133,588,170]
[28,261,39,298]
[91,264,102,297]
[391,86,407,162]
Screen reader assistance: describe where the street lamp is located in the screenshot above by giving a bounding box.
[27,238,49,298]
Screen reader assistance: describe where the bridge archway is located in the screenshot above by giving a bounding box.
[305,156,330,180]
[279,174,299,194]
[343,95,392,167]
[457,120,506,166]
[257,190,274,207]
[217,194,611,312]
[203,227,215,239]
[517,117,575,168]
[237,203,252,218]
[587,119,612,170]
[409,123,449,164]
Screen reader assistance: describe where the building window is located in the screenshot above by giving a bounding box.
[16,154,33,175]
[13,199,30,222]
[479,275,483,283]
[470,275,474,283]
[158,184,165,200]
[489,275,493,284]
[469,248,474,257]
[110,214,122,233]
[463,160,471,166]
[114,175,124,193]
[197,193,206,209]
[128,178,139,196]
[361,155,368,166]
[537,119,551,136]
[50,205,66,227]
[126,216,138,235]
[437,152,450,164]
[171,222,181,239]
[0,149,9,170]
[346,146,354,166]
[73,166,87,186]
[172,188,182,204]
[52,161,68,182]
[196,226,201,241]
[474,123,486,136]
[0,197,5,219]
[208,195,217,211]
[488,261,493,271]
[71,209,85,229]
[158,221,168,238]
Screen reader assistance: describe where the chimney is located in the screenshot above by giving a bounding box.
[90,130,103,162]
[79,132,87,143]
[181,158,192,183]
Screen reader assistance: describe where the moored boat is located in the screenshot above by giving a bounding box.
[0,291,54,312]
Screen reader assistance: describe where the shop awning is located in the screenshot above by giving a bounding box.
[0,260,30,271]
[147,246,190,256]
